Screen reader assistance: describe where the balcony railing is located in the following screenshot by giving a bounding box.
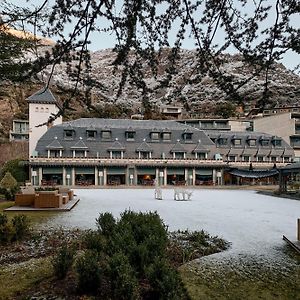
[29,157,288,168]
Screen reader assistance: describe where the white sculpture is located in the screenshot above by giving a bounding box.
[154,178,163,200]
[174,188,193,201]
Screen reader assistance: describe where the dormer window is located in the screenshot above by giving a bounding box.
[272,139,282,147]
[126,131,135,141]
[162,132,171,141]
[218,138,227,146]
[183,132,193,141]
[248,139,256,147]
[233,139,241,146]
[101,130,111,140]
[260,139,270,147]
[64,129,75,140]
[151,132,160,141]
[87,130,97,139]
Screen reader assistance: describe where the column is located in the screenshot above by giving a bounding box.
[192,168,196,186]
[156,168,159,182]
[38,167,43,186]
[72,167,75,186]
[63,167,66,186]
[164,168,167,186]
[298,219,300,241]
[185,168,188,185]
[95,166,98,186]
[126,167,129,186]
[103,167,107,185]
[212,169,216,185]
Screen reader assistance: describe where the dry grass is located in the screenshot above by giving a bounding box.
[0,257,53,300]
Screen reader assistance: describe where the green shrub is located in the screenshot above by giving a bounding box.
[52,245,75,279]
[114,210,168,275]
[0,213,12,244]
[83,230,106,252]
[11,215,30,241]
[108,252,139,300]
[96,212,116,237]
[76,250,102,294]
[0,159,27,183]
[0,172,19,200]
[146,258,189,300]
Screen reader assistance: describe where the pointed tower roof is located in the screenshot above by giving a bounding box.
[46,137,64,149]
[170,140,186,153]
[27,87,57,103]
[70,138,88,149]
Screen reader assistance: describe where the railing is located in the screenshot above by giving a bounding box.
[29,157,288,168]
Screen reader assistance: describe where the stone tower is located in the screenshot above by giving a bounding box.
[27,87,63,157]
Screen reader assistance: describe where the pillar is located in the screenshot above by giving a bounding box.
[103,167,107,185]
[38,167,43,186]
[164,168,167,186]
[126,167,129,185]
[63,167,66,186]
[72,167,75,186]
[95,166,98,185]
[192,168,196,186]
[185,168,188,185]
[298,219,300,241]
[212,169,216,185]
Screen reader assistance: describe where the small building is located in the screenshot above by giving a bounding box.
[9,119,29,141]
[178,119,252,132]
[253,112,300,161]
[160,105,183,119]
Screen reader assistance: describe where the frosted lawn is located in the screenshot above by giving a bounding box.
[45,188,300,257]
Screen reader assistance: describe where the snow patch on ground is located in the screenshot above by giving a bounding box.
[45,189,300,260]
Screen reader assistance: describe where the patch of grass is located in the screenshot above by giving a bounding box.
[0,257,53,300]
[179,258,300,300]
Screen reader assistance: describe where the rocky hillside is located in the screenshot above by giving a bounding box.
[47,48,300,113]
[0,48,300,140]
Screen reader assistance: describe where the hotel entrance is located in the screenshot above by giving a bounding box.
[167,168,185,185]
[107,167,126,185]
[136,167,156,185]
[195,168,213,185]
[75,167,95,186]
[42,168,63,185]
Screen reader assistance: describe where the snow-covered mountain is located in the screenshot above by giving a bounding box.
[1,48,300,140]
[45,48,300,115]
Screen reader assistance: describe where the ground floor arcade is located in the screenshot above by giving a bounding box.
[30,165,223,187]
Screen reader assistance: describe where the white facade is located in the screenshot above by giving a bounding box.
[29,102,62,157]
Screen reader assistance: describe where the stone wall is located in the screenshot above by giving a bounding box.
[0,141,28,167]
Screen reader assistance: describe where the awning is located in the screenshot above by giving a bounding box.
[43,167,63,174]
[195,169,213,176]
[228,168,278,179]
[75,167,95,174]
[167,168,185,175]
[107,167,126,175]
[136,168,156,175]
